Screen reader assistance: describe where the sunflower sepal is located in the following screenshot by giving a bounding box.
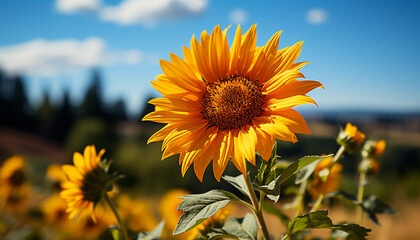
[174,190,240,235]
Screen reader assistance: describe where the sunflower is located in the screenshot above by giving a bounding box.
[0,155,27,191]
[143,24,322,181]
[309,156,342,199]
[0,155,29,213]
[60,145,115,222]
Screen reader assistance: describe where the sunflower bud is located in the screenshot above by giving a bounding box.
[359,158,380,176]
[337,123,366,153]
[362,139,386,158]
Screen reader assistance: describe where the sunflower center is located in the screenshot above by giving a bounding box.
[202,75,264,130]
[81,168,110,203]
[9,170,26,187]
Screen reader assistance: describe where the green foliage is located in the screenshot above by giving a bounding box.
[136,221,165,240]
[174,190,240,235]
[326,192,397,225]
[201,214,258,240]
[253,154,331,203]
[295,160,320,184]
[287,211,371,240]
[254,142,279,187]
[278,155,332,186]
[361,195,397,225]
[223,175,251,200]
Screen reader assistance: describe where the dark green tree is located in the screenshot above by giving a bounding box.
[78,69,105,119]
[109,98,127,121]
[53,89,74,142]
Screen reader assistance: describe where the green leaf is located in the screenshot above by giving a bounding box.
[206,214,258,240]
[288,211,333,233]
[361,195,397,225]
[254,142,279,186]
[136,221,165,240]
[326,191,358,204]
[331,224,371,240]
[256,177,281,202]
[288,211,371,240]
[295,160,319,184]
[262,201,290,228]
[279,155,332,186]
[174,190,240,235]
[223,175,251,200]
[241,213,258,240]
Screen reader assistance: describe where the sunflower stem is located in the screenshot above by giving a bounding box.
[281,232,290,240]
[105,193,129,240]
[296,180,308,216]
[244,174,271,240]
[356,168,367,224]
[332,145,345,163]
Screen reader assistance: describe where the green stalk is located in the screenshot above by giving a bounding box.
[295,180,308,216]
[244,174,271,240]
[281,232,290,240]
[105,193,129,240]
[356,168,367,224]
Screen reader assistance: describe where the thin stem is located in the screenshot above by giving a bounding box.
[356,169,367,224]
[258,189,266,212]
[296,180,308,216]
[332,145,345,163]
[281,232,290,240]
[105,193,129,240]
[310,193,325,212]
[243,174,271,240]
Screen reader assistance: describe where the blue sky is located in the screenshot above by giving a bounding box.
[0,0,419,116]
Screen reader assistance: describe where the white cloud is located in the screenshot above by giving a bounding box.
[99,0,208,26]
[0,38,142,77]
[56,0,102,14]
[229,9,247,24]
[306,8,328,25]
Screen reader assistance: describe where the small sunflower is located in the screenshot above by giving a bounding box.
[143,24,322,181]
[309,156,342,199]
[60,145,117,222]
[337,123,366,153]
[0,155,29,213]
[0,155,27,191]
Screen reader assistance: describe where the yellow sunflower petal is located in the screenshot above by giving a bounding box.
[237,24,257,75]
[265,95,317,112]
